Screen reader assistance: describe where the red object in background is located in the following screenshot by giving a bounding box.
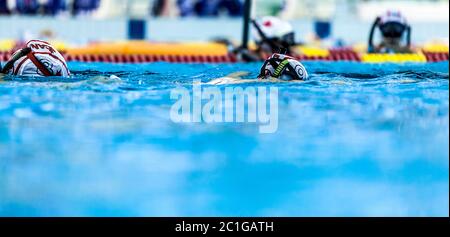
[422,51,449,62]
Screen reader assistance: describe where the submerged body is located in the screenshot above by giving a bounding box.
[206,53,308,85]
[205,72,296,85]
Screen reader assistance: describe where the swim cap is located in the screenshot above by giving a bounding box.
[252,16,295,47]
[258,53,308,81]
[379,11,408,38]
[1,40,70,77]
[379,11,407,26]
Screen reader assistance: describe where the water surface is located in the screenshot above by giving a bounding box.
[0,61,448,216]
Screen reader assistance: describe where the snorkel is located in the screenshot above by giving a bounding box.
[1,47,32,74]
[368,17,381,53]
[251,18,295,54]
[1,47,54,76]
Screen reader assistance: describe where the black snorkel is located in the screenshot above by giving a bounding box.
[368,17,381,53]
[1,47,53,76]
[258,55,281,78]
[251,19,286,53]
[1,47,32,74]
[406,25,411,48]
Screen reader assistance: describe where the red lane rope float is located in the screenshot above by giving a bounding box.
[329,48,362,62]
[422,51,449,62]
[61,54,239,63]
[295,48,361,62]
[1,51,448,64]
[0,51,9,62]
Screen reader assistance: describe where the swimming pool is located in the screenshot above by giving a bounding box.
[0,61,448,216]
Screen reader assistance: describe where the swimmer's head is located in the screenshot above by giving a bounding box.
[378,11,408,39]
[1,40,70,77]
[252,16,296,52]
[258,53,308,81]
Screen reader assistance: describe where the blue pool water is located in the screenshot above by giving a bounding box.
[0,61,448,217]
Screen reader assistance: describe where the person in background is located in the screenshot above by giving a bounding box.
[176,0,191,16]
[177,0,243,17]
[15,0,40,15]
[41,0,66,16]
[368,10,412,53]
[152,0,167,16]
[232,16,299,62]
[211,0,243,17]
[71,0,100,16]
[151,0,179,17]
[253,16,298,55]
[0,0,11,14]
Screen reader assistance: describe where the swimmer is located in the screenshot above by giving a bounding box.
[206,53,308,85]
[0,40,70,77]
[232,16,300,62]
[258,53,308,80]
[368,11,412,54]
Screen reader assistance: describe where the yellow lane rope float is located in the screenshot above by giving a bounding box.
[0,40,448,63]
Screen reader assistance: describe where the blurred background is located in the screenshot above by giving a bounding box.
[0,0,449,48]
